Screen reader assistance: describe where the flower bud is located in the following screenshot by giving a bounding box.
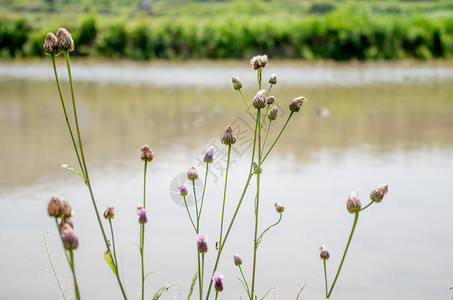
[346,191,361,214]
[212,271,224,292]
[48,196,62,217]
[43,33,60,56]
[233,254,242,266]
[250,55,268,70]
[137,206,147,224]
[56,28,74,52]
[370,184,389,203]
[268,106,278,121]
[253,162,262,174]
[232,76,242,90]
[60,219,74,229]
[267,96,275,105]
[103,206,115,219]
[141,144,154,162]
[269,74,277,85]
[196,233,208,253]
[274,201,285,213]
[187,166,199,181]
[253,89,267,109]
[203,146,214,164]
[59,199,72,219]
[178,184,188,196]
[289,96,307,112]
[221,125,237,145]
[319,245,330,260]
[61,224,78,250]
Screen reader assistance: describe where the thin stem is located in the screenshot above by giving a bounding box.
[197,252,202,300]
[51,54,85,178]
[239,89,255,120]
[327,212,360,298]
[199,163,209,219]
[219,145,231,247]
[55,218,70,264]
[256,213,282,246]
[267,84,273,94]
[140,223,145,300]
[260,120,272,158]
[109,219,119,268]
[257,69,262,90]
[238,265,251,298]
[259,112,294,166]
[205,109,260,300]
[260,104,270,130]
[69,250,80,300]
[143,161,148,208]
[323,260,328,298]
[201,253,205,292]
[360,201,374,211]
[193,180,200,232]
[64,51,127,299]
[215,292,218,300]
[183,195,197,232]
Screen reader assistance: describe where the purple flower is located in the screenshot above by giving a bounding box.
[319,245,330,260]
[212,271,224,292]
[203,146,214,164]
[233,254,242,266]
[187,166,199,181]
[196,233,208,253]
[137,206,147,224]
[178,184,188,196]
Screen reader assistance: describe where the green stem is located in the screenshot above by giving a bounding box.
[197,252,202,300]
[51,54,85,178]
[215,292,218,300]
[267,84,273,94]
[69,250,81,300]
[64,51,127,300]
[323,259,328,298]
[109,219,119,269]
[219,145,231,247]
[239,89,255,120]
[205,109,260,300]
[327,212,360,298]
[193,180,200,232]
[360,201,374,211]
[261,120,272,156]
[257,69,262,90]
[143,161,148,208]
[256,213,282,246]
[141,223,145,300]
[183,195,197,232]
[199,163,209,220]
[55,218,71,265]
[239,265,251,298]
[260,104,270,130]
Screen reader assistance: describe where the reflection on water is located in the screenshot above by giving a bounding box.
[0,62,452,299]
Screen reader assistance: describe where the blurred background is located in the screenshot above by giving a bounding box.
[1,1,453,300]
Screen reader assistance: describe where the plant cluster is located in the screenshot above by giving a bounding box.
[44,28,389,300]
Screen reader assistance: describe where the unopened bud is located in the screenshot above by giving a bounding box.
[59,199,72,219]
[196,233,208,253]
[137,206,147,224]
[178,184,188,196]
[61,224,78,250]
[346,191,361,214]
[319,245,330,260]
[103,206,115,219]
[204,146,214,163]
[233,254,242,266]
[43,33,60,56]
[370,184,388,203]
[268,106,278,120]
[269,74,277,85]
[48,196,62,217]
[250,54,268,70]
[253,89,267,109]
[289,96,307,112]
[221,125,237,145]
[56,28,74,52]
[267,96,275,105]
[187,166,199,181]
[60,219,74,229]
[232,76,242,90]
[253,162,262,174]
[274,201,285,213]
[141,144,154,162]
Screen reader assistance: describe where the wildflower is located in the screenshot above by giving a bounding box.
[250,55,268,70]
[232,76,242,90]
[178,184,188,196]
[346,191,361,214]
[56,28,74,52]
[269,74,277,85]
[204,146,214,164]
[61,223,78,250]
[59,199,72,219]
[196,233,208,253]
[48,196,62,217]
[319,245,330,260]
[43,33,59,56]
[233,254,242,266]
[221,125,237,145]
[253,162,262,174]
[289,96,307,112]
[212,271,224,292]
[140,144,154,162]
[187,166,199,181]
[267,96,275,105]
[268,106,278,121]
[103,206,115,219]
[274,201,285,213]
[370,184,389,203]
[137,205,147,224]
[253,89,267,109]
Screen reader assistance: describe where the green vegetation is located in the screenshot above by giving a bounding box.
[2,0,453,60]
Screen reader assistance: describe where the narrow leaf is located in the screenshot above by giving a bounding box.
[260,287,275,300]
[144,271,155,281]
[59,164,84,180]
[153,282,177,300]
[104,251,117,275]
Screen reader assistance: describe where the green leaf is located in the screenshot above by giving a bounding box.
[104,251,117,275]
[153,282,177,300]
[260,288,275,300]
[144,271,155,281]
[59,164,84,180]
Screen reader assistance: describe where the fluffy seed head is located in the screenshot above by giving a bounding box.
[232,76,242,90]
[56,28,74,52]
[103,206,115,219]
[221,125,237,145]
[269,74,277,85]
[43,33,60,56]
[253,89,267,109]
[141,144,154,162]
[250,55,268,70]
[289,96,307,112]
[370,184,389,203]
[187,166,199,181]
[346,191,361,214]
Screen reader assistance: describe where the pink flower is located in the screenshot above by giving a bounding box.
[196,233,208,253]
[212,271,224,292]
